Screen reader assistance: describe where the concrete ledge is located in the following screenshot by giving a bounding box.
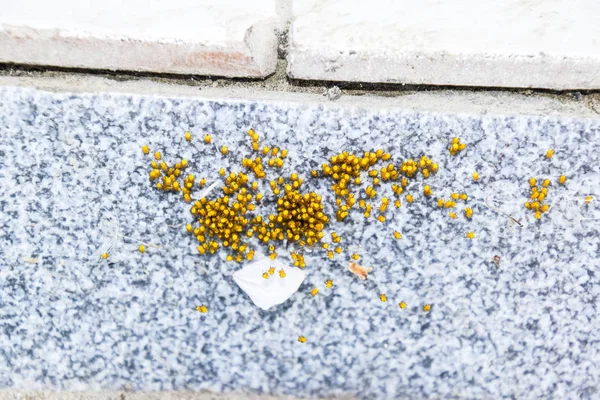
[0,74,598,119]
[0,0,278,78]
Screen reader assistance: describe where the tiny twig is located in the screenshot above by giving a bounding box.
[116,233,161,249]
[200,181,220,197]
[483,196,523,227]
[99,230,119,261]
[192,180,220,202]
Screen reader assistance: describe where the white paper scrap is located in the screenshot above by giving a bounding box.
[232,257,306,310]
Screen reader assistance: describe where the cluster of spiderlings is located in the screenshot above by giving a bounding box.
[320,232,342,259]
[400,155,438,179]
[269,173,304,196]
[319,152,371,219]
[268,185,329,247]
[246,129,258,150]
[436,192,474,222]
[240,129,286,179]
[268,245,278,259]
[261,265,286,279]
[465,207,473,219]
[330,231,342,245]
[449,137,466,156]
[221,171,251,195]
[365,185,377,199]
[182,130,285,262]
[335,192,357,221]
[319,151,395,221]
[199,139,250,258]
[399,159,418,177]
[180,174,197,202]
[262,145,287,168]
[249,129,289,163]
[196,305,208,313]
[376,199,389,222]
[290,252,306,268]
[359,200,373,218]
[436,198,457,209]
[451,192,468,201]
[189,188,255,261]
[378,197,389,213]
[186,129,332,262]
[241,156,267,179]
[391,183,404,197]
[524,178,551,219]
[145,149,195,201]
[145,128,482,265]
[318,150,441,228]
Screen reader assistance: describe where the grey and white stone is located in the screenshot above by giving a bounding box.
[0,85,599,399]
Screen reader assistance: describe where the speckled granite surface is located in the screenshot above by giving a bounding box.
[0,85,599,400]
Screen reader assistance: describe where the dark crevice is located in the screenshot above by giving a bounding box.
[1,61,599,108]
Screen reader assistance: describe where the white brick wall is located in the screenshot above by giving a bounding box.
[0,0,279,77]
[1,0,599,89]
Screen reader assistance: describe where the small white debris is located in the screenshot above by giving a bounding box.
[232,257,305,310]
[324,86,342,101]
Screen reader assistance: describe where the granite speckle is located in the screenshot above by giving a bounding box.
[1,86,600,399]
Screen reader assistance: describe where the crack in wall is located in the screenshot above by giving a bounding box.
[1,61,600,107]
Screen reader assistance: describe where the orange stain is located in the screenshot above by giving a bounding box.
[348,261,372,280]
